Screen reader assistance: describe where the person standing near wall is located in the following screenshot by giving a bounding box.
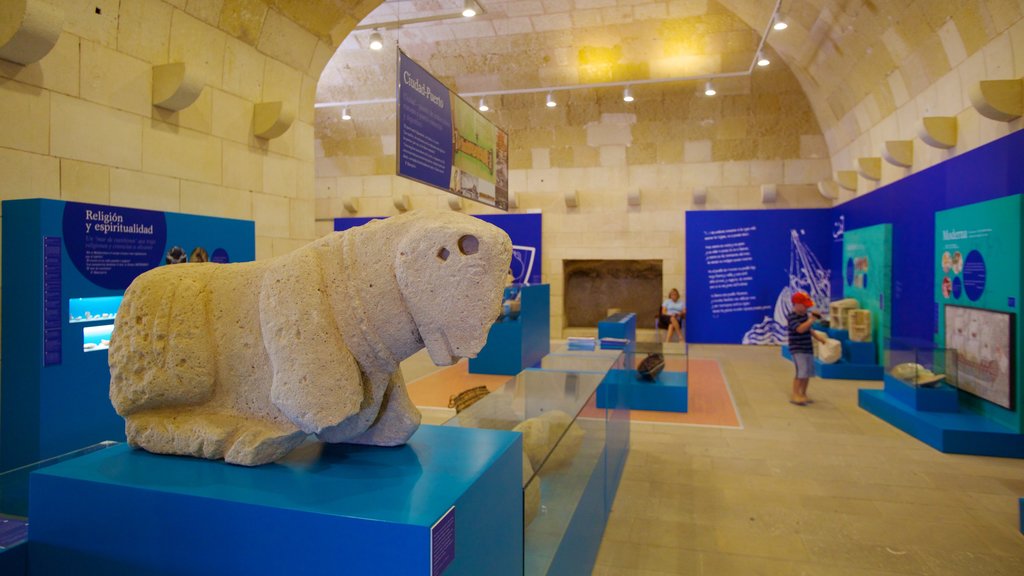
[788,292,826,405]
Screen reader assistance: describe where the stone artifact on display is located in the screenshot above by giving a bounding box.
[828,298,860,330]
[108,211,513,466]
[812,329,842,364]
[890,363,946,387]
[513,410,584,472]
[848,309,873,342]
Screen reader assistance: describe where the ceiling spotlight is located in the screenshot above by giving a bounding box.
[478,98,489,112]
[757,52,770,67]
[704,82,716,97]
[773,19,788,31]
[341,107,351,120]
[546,92,557,108]
[623,86,634,102]
[462,0,477,18]
[369,31,383,50]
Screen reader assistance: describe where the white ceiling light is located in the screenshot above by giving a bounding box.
[462,0,477,18]
[623,86,634,102]
[757,51,770,67]
[369,31,383,50]
[478,98,489,112]
[704,82,716,96]
[341,107,352,120]
[773,18,788,31]
[546,92,557,108]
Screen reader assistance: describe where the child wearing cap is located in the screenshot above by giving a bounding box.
[788,292,827,405]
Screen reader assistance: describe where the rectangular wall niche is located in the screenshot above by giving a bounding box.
[563,260,663,328]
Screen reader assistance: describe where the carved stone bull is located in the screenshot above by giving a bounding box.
[109,211,512,465]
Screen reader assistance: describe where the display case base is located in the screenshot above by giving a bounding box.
[883,374,959,412]
[596,369,688,413]
[843,340,876,364]
[28,425,523,576]
[598,313,637,344]
[0,542,26,576]
[815,358,884,380]
[859,389,1024,458]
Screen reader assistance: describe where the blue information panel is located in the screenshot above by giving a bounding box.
[685,209,832,344]
[397,50,508,210]
[1,199,255,473]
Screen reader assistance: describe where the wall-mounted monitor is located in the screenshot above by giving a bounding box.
[69,295,122,323]
[944,305,1015,409]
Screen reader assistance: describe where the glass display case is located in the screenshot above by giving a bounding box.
[885,337,958,387]
[443,353,630,575]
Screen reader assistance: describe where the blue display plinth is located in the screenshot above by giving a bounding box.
[859,389,1024,458]
[0,543,26,576]
[598,313,636,344]
[596,369,688,412]
[815,358,885,380]
[883,375,959,412]
[470,284,550,375]
[28,426,523,576]
[843,340,876,364]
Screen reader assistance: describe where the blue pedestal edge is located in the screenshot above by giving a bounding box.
[596,370,688,413]
[858,389,1024,458]
[27,425,524,576]
[815,358,884,380]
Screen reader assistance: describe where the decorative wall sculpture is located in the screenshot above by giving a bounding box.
[109,211,512,465]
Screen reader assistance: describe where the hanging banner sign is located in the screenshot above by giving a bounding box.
[397,50,509,210]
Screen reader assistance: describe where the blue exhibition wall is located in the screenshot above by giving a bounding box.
[685,208,833,345]
[686,129,1024,348]
[1,199,255,473]
[335,212,542,285]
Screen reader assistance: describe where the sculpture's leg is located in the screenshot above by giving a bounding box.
[260,251,365,435]
[126,411,306,466]
[345,371,422,447]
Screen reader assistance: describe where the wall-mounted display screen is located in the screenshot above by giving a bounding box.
[83,323,114,353]
[69,295,122,323]
[944,305,1015,409]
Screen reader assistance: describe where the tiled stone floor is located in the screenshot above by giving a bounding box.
[594,344,1024,575]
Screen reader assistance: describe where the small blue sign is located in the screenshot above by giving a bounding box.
[430,506,455,575]
[951,276,962,299]
[398,52,454,192]
[846,258,854,286]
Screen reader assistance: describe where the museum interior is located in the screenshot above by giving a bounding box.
[2,0,1024,574]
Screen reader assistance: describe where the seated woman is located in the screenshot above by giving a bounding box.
[659,288,686,343]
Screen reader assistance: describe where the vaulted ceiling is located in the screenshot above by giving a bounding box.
[273,0,1020,156]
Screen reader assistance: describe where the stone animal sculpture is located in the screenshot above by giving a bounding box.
[108,211,512,466]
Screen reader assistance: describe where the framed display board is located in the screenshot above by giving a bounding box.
[944,305,1015,409]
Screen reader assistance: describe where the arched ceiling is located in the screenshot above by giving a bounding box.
[288,0,1019,156]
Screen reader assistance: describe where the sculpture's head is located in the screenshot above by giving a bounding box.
[394,211,513,366]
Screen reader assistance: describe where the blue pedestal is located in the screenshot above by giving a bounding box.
[815,358,884,380]
[883,375,959,412]
[826,328,849,340]
[470,284,550,375]
[596,369,688,413]
[843,340,876,364]
[0,543,26,576]
[859,390,1024,458]
[598,313,636,345]
[28,426,523,576]
[781,345,791,360]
